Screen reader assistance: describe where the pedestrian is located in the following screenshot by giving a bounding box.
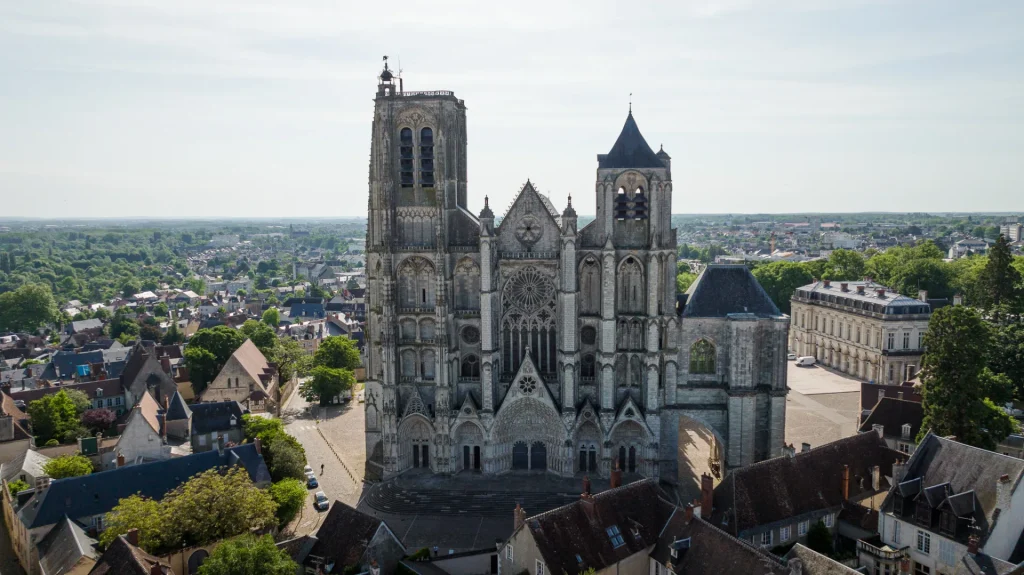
[321,463,325,475]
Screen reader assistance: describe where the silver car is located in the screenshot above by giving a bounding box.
[314,491,329,511]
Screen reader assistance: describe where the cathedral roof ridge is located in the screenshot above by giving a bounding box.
[598,111,665,169]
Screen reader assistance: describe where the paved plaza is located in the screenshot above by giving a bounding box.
[784,361,862,451]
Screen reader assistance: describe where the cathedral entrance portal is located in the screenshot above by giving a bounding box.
[531,442,547,471]
[677,416,724,503]
[512,442,529,470]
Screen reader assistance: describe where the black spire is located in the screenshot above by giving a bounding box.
[598,112,663,169]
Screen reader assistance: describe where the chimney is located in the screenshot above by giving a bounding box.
[996,474,1012,514]
[35,475,51,493]
[513,503,527,531]
[782,443,796,458]
[684,503,695,523]
[254,437,262,455]
[801,442,811,453]
[968,535,980,555]
[823,279,831,288]
[126,528,139,547]
[953,294,963,306]
[877,289,886,298]
[787,557,804,575]
[842,465,850,500]
[610,461,622,489]
[856,285,865,294]
[582,475,591,496]
[892,460,908,485]
[150,563,164,575]
[117,452,125,468]
[872,424,884,438]
[918,290,928,302]
[899,558,911,575]
[841,283,849,292]
[872,466,880,491]
[701,473,714,517]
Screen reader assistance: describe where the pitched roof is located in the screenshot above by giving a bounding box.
[0,448,52,483]
[859,381,921,413]
[38,515,99,575]
[189,401,243,434]
[19,443,269,529]
[10,378,125,404]
[858,398,924,439]
[650,510,789,575]
[69,319,104,333]
[883,434,1024,542]
[88,534,169,575]
[228,339,274,388]
[135,391,164,435]
[165,391,191,421]
[953,552,1021,575]
[784,543,862,574]
[525,479,674,575]
[712,432,900,535]
[683,265,782,318]
[598,112,665,169]
[307,501,397,566]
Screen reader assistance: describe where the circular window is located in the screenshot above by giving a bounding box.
[461,326,480,344]
[581,326,597,345]
[515,216,543,245]
[463,407,472,415]
[518,376,538,395]
[505,268,555,314]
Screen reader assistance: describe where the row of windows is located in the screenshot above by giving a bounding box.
[399,127,434,188]
[803,312,924,351]
[92,396,123,409]
[755,515,832,547]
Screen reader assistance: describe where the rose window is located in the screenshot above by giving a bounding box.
[518,376,538,395]
[515,216,543,246]
[505,268,555,314]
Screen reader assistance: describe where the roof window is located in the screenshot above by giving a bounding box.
[606,525,625,548]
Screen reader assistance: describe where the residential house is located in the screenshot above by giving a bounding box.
[51,347,129,382]
[294,501,406,574]
[948,239,990,259]
[102,392,172,469]
[188,401,244,453]
[63,319,104,337]
[859,398,925,457]
[88,531,172,575]
[1,449,51,490]
[0,392,33,465]
[201,339,277,412]
[3,443,270,575]
[36,516,98,575]
[120,343,178,407]
[860,381,921,423]
[164,392,191,441]
[867,433,1024,575]
[10,378,129,417]
[286,297,326,319]
[710,431,900,552]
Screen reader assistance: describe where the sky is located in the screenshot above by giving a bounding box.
[1,0,1022,218]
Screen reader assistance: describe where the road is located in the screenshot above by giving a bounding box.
[280,385,366,536]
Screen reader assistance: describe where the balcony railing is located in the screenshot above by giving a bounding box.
[454,309,480,317]
[398,307,435,314]
[458,376,480,383]
[499,251,559,260]
[857,537,908,562]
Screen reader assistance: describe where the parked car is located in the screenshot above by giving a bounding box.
[303,465,313,475]
[305,472,318,489]
[314,491,330,511]
[796,356,816,367]
[787,353,797,361]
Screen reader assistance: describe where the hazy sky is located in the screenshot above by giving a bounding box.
[1,0,1022,218]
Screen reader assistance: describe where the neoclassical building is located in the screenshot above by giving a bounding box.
[363,64,790,488]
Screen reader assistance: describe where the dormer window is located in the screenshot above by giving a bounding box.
[95,388,103,398]
[230,415,237,427]
[606,525,625,548]
[902,423,912,439]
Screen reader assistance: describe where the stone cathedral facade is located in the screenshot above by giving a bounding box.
[364,65,790,485]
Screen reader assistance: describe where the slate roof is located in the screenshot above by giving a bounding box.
[794,280,931,313]
[860,381,921,413]
[953,552,1021,575]
[682,265,782,318]
[190,401,243,434]
[0,448,52,483]
[18,443,269,529]
[597,112,665,169]
[650,510,789,575]
[37,515,98,575]
[68,319,104,333]
[52,350,104,379]
[858,397,924,440]
[524,479,674,575]
[711,432,900,535]
[89,534,169,575]
[784,543,862,574]
[882,434,1024,544]
[10,378,125,404]
[306,500,398,567]
[165,391,191,421]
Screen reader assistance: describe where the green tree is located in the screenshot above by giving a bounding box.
[0,283,60,333]
[42,454,94,478]
[184,347,218,396]
[301,365,355,405]
[676,271,697,294]
[185,326,247,394]
[7,479,30,496]
[751,261,813,314]
[162,321,184,345]
[918,306,1020,449]
[271,336,311,383]
[152,302,169,317]
[806,521,834,556]
[261,308,280,327]
[822,249,865,281]
[99,495,167,551]
[268,438,307,482]
[269,478,306,526]
[239,320,277,358]
[888,258,953,299]
[109,312,140,339]
[241,413,285,444]
[977,235,1022,315]
[138,322,163,342]
[164,467,277,548]
[64,388,93,414]
[990,322,1024,401]
[197,534,298,575]
[28,390,81,443]
[312,336,361,370]
[120,279,141,299]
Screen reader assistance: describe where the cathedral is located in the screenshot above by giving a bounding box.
[363,63,790,487]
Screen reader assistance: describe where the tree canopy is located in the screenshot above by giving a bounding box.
[28,390,85,444]
[751,261,813,314]
[0,283,60,333]
[312,336,361,371]
[268,478,306,526]
[300,365,355,406]
[42,454,93,479]
[197,534,298,575]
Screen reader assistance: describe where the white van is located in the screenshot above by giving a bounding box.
[796,356,816,367]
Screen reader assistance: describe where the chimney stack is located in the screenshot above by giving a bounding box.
[877,289,886,298]
[149,563,164,575]
[254,437,262,455]
[953,294,963,306]
[997,474,1012,513]
[842,465,850,501]
[968,535,980,555]
[823,279,831,288]
[801,442,811,453]
[841,283,848,292]
[684,503,695,523]
[918,290,928,302]
[872,424,884,438]
[126,528,139,547]
[856,285,865,294]
[872,466,880,491]
[782,443,796,458]
[701,473,714,517]
[892,459,908,485]
[610,461,622,489]
[117,452,125,468]
[513,503,527,531]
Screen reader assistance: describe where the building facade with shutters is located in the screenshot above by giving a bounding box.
[789,280,931,384]
[363,63,789,484]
